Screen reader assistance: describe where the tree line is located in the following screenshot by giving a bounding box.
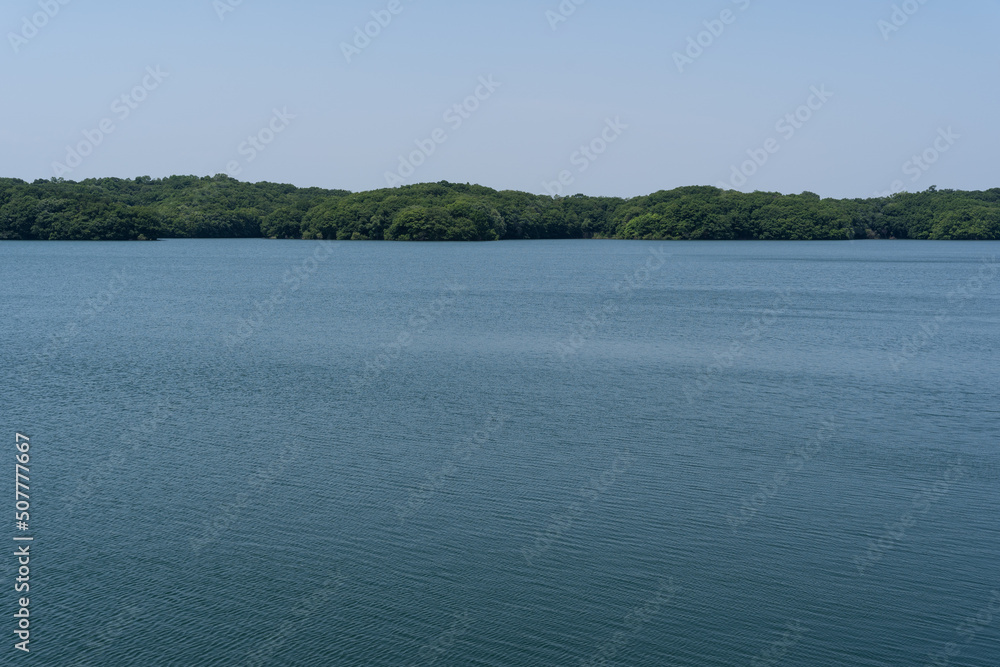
[1,175,998,241]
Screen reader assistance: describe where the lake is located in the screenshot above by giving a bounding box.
[2,239,998,666]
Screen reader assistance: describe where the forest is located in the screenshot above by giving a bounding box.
[1,175,998,241]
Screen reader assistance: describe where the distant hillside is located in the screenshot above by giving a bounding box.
[1,176,998,241]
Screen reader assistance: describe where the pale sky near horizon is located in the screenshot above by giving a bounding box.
[1,0,997,199]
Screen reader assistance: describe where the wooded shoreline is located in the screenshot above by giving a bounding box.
[2,176,998,241]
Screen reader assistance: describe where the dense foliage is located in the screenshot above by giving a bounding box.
[1,176,998,241]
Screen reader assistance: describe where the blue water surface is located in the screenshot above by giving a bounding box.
[1,239,998,666]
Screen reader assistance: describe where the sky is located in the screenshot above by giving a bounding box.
[1,0,997,199]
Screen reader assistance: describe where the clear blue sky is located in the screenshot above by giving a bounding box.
[2,0,997,198]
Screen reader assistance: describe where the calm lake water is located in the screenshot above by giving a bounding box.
[2,239,999,666]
